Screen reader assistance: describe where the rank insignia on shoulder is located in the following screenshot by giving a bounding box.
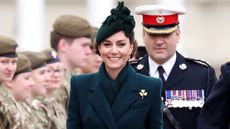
[179,63,187,70]
[186,57,210,67]
[137,64,144,70]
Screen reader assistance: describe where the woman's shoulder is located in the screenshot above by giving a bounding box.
[70,73,97,89]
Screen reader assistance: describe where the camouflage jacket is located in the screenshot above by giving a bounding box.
[0,85,24,129]
[42,97,67,129]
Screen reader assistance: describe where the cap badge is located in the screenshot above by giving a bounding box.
[179,63,187,70]
[156,16,165,24]
[50,50,57,58]
[137,64,144,70]
[139,89,147,100]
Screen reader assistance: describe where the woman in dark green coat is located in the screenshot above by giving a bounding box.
[67,2,163,129]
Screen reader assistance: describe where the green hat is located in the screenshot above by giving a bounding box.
[22,51,47,70]
[96,1,135,44]
[0,35,18,57]
[53,15,92,38]
[15,53,32,76]
[41,49,60,64]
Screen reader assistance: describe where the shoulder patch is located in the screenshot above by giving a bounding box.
[186,57,210,67]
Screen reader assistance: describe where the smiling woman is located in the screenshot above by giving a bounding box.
[0,36,18,83]
[98,31,133,79]
[67,2,163,129]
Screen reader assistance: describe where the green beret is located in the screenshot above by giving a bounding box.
[53,15,92,38]
[15,54,31,76]
[22,51,47,70]
[96,1,135,44]
[0,35,18,57]
[41,49,60,64]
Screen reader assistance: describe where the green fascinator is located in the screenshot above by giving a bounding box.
[96,1,135,44]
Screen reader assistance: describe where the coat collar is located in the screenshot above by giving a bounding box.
[163,52,188,89]
[111,65,138,120]
[138,52,188,89]
[89,64,138,129]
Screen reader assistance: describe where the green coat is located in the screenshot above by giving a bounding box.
[67,64,163,129]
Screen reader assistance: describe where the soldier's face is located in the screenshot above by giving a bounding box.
[65,37,92,69]
[31,66,49,96]
[0,57,17,82]
[80,51,102,74]
[143,29,180,64]
[10,72,34,101]
[98,31,133,74]
[46,62,65,91]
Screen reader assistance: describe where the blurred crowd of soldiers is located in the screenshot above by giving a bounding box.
[0,15,102,129]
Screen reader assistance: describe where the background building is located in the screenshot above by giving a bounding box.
[1,0,230,75]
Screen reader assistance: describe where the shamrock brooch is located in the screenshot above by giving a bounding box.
[139,89,147,100]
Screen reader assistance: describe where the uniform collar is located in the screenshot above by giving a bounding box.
[148,53,176,80]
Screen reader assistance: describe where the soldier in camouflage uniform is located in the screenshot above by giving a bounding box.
[0,35,24,129]
[50,15,93,111]
[42,49,67,129]
[4,53,55,129]
[22,51,58,129]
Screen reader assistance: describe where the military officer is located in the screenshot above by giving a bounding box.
[198,61,230,129]
[0,35,24,129]
[132,4,217,129]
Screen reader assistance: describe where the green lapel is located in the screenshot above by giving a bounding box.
[111,65,138,121]
[89,71,118,129]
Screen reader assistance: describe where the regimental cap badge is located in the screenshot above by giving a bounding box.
[139,89,148,100]
[179,63,187,70]
[156,16,165,24]
[50,50,57,59]
[137,64,144,70]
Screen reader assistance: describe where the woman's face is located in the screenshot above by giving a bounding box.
[10,72,34,102]
[31,66,49,96]
[98,31,133,72]
[0,57,17,82]
[46,62,65,91]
